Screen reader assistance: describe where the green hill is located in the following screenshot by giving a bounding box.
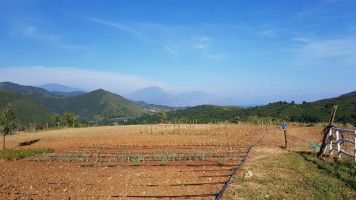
[1,82,146,125]
[60,89,145,123]
[28,89,145,124]
[128,94,356,126]
[0,82,51,95]
[0,91,53,126]
[130,105,244,124]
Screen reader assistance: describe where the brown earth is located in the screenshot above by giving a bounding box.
[0,124,330,199]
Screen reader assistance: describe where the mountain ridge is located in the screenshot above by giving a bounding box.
[0,82,145,125]
[126,86,231,107]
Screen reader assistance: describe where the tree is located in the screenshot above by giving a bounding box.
[62,112,77,127]
[53,114,61,127]
[0,103,17,150]
[156,110,167,123]
[234,116,241,124]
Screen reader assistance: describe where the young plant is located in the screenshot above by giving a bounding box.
[218,158,226,166]
[115,152,119,163]
[87,161,94,167]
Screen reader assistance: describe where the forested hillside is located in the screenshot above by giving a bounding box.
[128,94,356,126]
[0,91,53,125]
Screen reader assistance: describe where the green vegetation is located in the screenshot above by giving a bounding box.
[129,105,244,124]
[227,151,354,200]
[129,94,356,126]
[27,89,145,125]
[0,103,17,150]
[1,81,355,126]
[86,161,94,167]
[0,148,54,160]
[0,82,146,126]
[62,112,77,127]
[0,91,53,126]
[156,110,167,123]
[0,81,51,95]
[299,152,356,189]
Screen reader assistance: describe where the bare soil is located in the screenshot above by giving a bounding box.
[0,124,328,199]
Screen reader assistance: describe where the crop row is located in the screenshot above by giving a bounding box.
[26,150,243,164]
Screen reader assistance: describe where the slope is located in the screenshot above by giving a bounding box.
[128,92,356,126]
[130,105,244,124]
[0,82,51,95]
[59,89,145,123]
[0,91,53,126]
[38,83,85,93]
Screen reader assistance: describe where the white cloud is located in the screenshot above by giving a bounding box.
[0,66,163,94]
[19,25,82,49]
[22,25,60,41]
[164,46,178,55]
[290,37,356,64]
[193,44,208,50]
[198,37,211,41]
[85,17,144,38]
[258,30,276,37]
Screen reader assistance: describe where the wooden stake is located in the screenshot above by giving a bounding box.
[328,105,338,126]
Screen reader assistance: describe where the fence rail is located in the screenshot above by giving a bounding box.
[324,127,356,166]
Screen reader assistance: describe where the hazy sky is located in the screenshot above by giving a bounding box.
[0,0,355,105]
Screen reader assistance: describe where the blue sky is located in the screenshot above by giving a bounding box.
[0,0,355,105]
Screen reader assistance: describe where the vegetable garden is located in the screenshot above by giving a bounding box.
[0,124,272,199]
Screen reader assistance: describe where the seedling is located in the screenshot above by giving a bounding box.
[87,161,94,167]
[218,159,226,166]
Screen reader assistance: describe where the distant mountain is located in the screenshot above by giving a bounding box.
[0,82,146,125]
[0,91,53,125]
[0,82,51,95]
[126,86,181,106]
[340,91,356,97]
[126,86,232,107]
[50,91,86,96]
[39,83,85,93]
[178,91,228,106]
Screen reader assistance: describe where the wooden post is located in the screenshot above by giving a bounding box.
[282,124,287,149]
[328,105,338,126]
[284,129,288,149]
[318,105,338,157]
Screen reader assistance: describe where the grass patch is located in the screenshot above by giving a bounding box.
[0,148,54,161]
[299,151,356,190]
[226,150,354,200]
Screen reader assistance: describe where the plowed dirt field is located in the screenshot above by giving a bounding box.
[0,124,324,199]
